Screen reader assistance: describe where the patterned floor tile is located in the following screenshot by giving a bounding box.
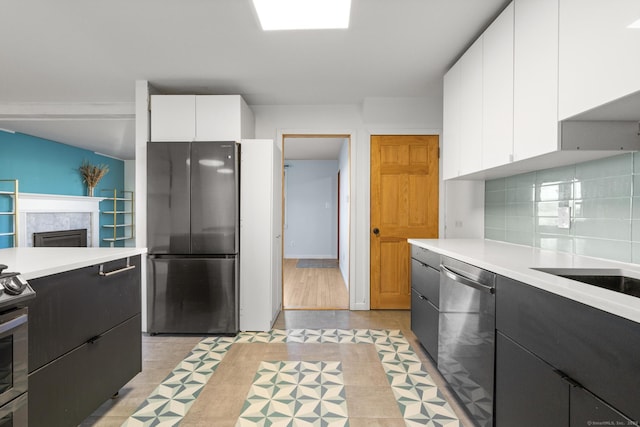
[123,329,460,427]
[237,361,348,426]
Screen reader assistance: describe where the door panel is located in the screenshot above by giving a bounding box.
[370,135,439,309]
[147,142,191,254]
[191,142,238,254]
[147,257,238,334]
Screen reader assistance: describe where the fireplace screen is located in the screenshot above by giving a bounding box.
[33,229,88,247]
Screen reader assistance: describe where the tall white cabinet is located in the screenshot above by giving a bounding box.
[239,139,283,332]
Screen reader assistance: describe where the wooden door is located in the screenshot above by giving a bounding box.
[370,135,439,309]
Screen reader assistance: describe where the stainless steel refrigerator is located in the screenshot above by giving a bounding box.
[147,141,239,334]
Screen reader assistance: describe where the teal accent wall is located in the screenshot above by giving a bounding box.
[0,130,125,248]
[485,152,640,264]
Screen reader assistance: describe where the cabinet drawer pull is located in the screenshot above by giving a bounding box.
[554,370,581,388]
[99,257,136,277]
[87,335,101,344]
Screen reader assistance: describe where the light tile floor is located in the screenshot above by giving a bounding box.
[79,310,475,427]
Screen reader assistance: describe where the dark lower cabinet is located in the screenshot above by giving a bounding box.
[570,386,635,427]
[26,255,142,427]
[495,332,569,427]
[496,274,639,427]
[411,289,438,360]
[29,315,141,427]
[410,246,440,362]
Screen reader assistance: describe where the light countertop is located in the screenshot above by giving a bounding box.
[0,247,147,280]
[408,238,640,324]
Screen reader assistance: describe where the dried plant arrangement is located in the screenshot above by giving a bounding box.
[79,160,109,195]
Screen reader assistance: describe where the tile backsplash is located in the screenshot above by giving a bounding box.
[485,152,640,264]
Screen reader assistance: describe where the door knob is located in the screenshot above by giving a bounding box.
[372,228,380,235]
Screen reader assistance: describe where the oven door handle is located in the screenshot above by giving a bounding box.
[0,313,27,335]
[441,264,495,294]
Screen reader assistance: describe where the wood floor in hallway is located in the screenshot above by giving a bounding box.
[283,258,349,310]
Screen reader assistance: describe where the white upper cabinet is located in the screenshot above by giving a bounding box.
[443,0,640,180]
[442,61,462,180]
[150,94,254,142]
[482,2,514,170]
[513,0,559,162]
[459,37,484,176]
[558,0,640,120]
[196,95,255,141]
[443,3,513,179]
[150,95,196,142]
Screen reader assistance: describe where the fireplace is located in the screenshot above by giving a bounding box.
[18,193,103,247]
[33,229,88,248]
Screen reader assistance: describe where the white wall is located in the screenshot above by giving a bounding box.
[337,138,350,287]
[253,97,445,310]
[284,160,338,259]
[444,180,485,238]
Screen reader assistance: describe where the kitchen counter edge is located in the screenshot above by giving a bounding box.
[408,238,640,324]
[0,247,148,280]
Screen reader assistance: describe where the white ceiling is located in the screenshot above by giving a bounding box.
[0,0,510,160]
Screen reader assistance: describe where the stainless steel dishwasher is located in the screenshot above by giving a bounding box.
[438,256,496,427]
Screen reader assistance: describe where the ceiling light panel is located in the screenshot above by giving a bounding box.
[252,0,351,31]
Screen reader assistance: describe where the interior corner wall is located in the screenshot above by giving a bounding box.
[252,97,443,310]
[444,180,485,238]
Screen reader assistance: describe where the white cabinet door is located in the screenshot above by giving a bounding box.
[459,37,484,175]
[271,143,283,323]
[559,0,640,120]
[196,95,255,141]
[239,139,281,332]
[513,0,559,161]
[442,61,462,180]
[196,95,241,141]
[150,95,196,142]
[483,2,514,170]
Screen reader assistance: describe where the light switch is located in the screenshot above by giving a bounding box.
[558,207,571,229]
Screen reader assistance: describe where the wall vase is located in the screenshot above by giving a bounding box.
[87,186,95,197]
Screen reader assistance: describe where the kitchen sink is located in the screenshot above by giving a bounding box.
[532,268,640,298]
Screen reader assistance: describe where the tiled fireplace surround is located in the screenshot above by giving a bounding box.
[485,152,640,264]
[18,193,102,247]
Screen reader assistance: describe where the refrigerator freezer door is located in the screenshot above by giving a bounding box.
[147,256,238,334]
[190,142,239,254]
[147,142,191,254]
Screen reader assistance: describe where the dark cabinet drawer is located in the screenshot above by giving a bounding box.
[27,255,141,372]
[411,245,440,269]
[410,259,439,307]
[496,276,640,422]
[495,332,569,427]
[28,314,142,427]
[411,289,438,361]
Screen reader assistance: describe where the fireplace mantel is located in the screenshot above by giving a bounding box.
[18,193,106,247]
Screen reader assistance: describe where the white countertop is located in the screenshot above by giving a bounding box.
[408,238,640,324]
[0,247,147,280]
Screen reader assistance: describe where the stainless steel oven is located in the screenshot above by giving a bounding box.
[0,265,36,427]
[438,256,496,427]
[0,307,28,426]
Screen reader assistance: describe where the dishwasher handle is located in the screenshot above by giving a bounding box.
[441,264,495,294]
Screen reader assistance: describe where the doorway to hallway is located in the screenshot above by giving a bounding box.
[282,135,351,310]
